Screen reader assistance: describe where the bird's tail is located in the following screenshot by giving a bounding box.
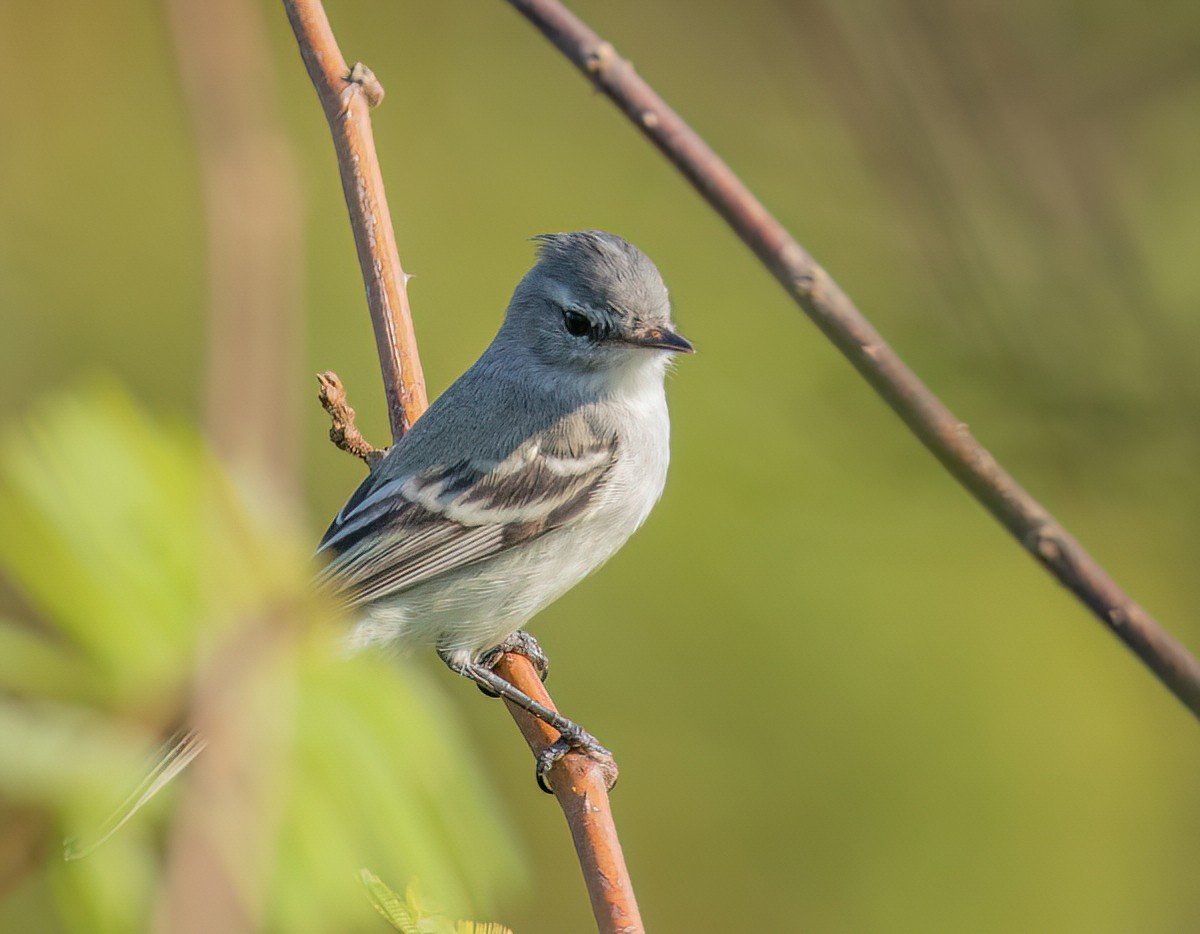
[63,727,207,860]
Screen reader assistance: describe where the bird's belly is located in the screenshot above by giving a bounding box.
[349,521,623,656]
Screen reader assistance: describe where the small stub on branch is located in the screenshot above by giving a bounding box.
[342,62,385,109]
[317,371,386,469]
[585,41,617,74]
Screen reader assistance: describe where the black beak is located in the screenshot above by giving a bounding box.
[623,326,695,354]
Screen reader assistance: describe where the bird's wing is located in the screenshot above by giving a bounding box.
[316,419,618,607]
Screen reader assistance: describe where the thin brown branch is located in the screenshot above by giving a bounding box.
[316,371,385,469]
[282,2,642,930]
[504,0,1200,720]
[282,0,426,443]
[494,654,643,933]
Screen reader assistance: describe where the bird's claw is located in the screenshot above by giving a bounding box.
[479,630,550,682]
[535,727,618,794]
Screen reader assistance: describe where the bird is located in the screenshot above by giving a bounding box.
[65,231,690,857]
[315,230,692,788]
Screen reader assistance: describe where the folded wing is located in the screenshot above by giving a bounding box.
[316,416,618,607]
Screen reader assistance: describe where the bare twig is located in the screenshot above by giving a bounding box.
[282,2,643,930]
[494,654,643,934]
[316,371,385,469]
[504,0,1200,719]
[281,0,427,442]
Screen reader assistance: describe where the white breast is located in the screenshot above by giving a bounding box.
[350,363,673,659]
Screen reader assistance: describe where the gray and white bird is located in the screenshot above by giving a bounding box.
[316,230,692,784]
[65,231,690,857]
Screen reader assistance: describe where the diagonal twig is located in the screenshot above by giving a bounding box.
[493,653,643,933]
[281,2,644,931]
[504,0,1200,719]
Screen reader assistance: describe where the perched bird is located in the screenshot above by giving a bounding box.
[66,231,689,858]
[317,230,692,786]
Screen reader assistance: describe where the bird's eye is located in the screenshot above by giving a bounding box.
[561,308,592,337]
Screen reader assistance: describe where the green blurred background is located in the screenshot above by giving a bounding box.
[2,0,1199,931]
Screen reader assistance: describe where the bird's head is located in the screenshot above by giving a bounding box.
[502,231,693,381]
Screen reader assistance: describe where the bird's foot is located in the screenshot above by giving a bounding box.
[475,631,550,696]
[536,726,619,794]
[479,630,550,682]
[438,646,618,794]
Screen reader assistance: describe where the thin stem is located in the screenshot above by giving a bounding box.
[504,0,1200,719]
[494,654,643,934]
[282,0,426,442]
[282,3,643,930]
[316,371,386,469]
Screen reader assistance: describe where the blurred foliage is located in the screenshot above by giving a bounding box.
[1,1,1199,932]
[0,387,520,932]
[360,870,513,934]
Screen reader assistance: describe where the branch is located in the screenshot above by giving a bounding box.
[493,654,642,933]
[316,371,385,469]
[282,0,426,443]
[282,3,644,930]
[504,0,1200,720]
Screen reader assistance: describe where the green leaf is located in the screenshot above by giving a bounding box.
[360,869,421,933]
[0,385,525,933]
[360,870,514,934]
